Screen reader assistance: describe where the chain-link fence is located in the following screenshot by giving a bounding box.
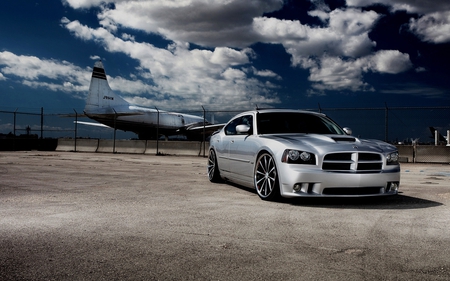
[1,106,449,144]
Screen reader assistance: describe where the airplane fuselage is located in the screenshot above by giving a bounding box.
[86,105,206,139]
[83,61,216,140]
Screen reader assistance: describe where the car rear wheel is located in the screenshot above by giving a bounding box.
[254,153,280,200]
[208,149,221,182]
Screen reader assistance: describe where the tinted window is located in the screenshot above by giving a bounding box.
[225,115,253,135]
[256,112,345,135]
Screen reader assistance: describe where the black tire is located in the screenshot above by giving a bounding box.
[254,152,280,200]
[207,149,221,182]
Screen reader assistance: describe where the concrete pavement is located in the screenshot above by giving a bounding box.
[0,151,449,280]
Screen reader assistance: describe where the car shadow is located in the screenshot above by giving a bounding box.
[223,182,442,210]
[281,193,443,210]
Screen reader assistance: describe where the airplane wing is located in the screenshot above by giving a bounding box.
[178,123,225,138]
[75,121,112,128]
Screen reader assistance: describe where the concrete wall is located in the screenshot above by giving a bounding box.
[145,141,204,156]
[74,139,99,152]
[395,145,414,163]
[56,139,99,152]
[396,145,450,164]
[415,146,450,163]
[57,139,450,162]
[56,139,205,156]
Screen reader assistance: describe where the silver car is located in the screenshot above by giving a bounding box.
[207,109,400,200]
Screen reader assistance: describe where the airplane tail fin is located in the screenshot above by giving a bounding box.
[85,61,129,114]
[429,127,446,142]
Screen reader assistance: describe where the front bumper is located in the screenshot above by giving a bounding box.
[279,164,400,198]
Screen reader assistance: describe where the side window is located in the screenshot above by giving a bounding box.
[225,117,241,135]
[240,115,253,134]
[225,115,253,135]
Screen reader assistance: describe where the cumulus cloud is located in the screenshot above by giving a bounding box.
[253,8,403,92]
[62,18,280,110]
[59,0,421,95]
[62,0,114,9]
[0,51,89,89]
[346,0,450,14]
[368,50,413,74]
[303,50,412,93]
[308,56,370,92]
[408,11,450,43]
[92,0,284,48]
[346,0,450,44]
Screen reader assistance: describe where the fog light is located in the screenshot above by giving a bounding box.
[391,182,399,191]
[293,183,310,193]
[386,182,399,192]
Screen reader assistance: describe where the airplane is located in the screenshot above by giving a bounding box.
[429,127,448,143]
[81,61,222,140]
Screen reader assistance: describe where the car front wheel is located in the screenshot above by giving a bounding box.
[207,149,221,182]
[254,152,280,200]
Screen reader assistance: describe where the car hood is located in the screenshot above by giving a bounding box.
[260,134,396,153]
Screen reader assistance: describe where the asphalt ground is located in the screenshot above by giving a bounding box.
[0,151,449,281]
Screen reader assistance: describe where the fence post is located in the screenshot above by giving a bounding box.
[40,107,44,139]
[73,109,78,152]
[155,107,159,155]
[385,103,388,142]
[202,106,206,157]
[113,109,117,154]
[13,108,17,136]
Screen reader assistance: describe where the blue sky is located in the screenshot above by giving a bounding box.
[0,0,449,140]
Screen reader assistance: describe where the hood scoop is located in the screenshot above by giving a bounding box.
[332,137,356,142]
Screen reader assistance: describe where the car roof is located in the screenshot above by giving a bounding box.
[235,109,326,117]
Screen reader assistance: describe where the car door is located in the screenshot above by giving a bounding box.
[227,115,257,182]
[217,116,241,173]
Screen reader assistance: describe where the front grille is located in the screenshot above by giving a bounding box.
[322,152,382,172]
[322,187,383,195]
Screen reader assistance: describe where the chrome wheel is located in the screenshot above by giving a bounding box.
[254,153,280,200]
[207,149,221,182]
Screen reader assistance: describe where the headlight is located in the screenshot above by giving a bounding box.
[282,150,316,165]
[386,152,399,165]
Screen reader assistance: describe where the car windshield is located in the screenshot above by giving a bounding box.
[256,112,345,135]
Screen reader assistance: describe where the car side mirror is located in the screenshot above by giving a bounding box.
[236,124,251,134]
[343,127,352,135]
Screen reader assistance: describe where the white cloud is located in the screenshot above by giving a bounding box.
[254,8,380,60]
[0,72,6,81]
[0,51,89,86]
[60,0,420,95]
[89,0,284,48]
[90,55,101,61]
[308,10,330,22]
[209,47,251,67]
[253,8,388,91]
[62,0,115,9]
[368,50,413,74]
[251,67,282,80]
[345,0,450,44]
[304,50,412,92]
[62,19,280,110]
[408,11,450,43]
[308,56,372,92]
[346,0,450,14]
